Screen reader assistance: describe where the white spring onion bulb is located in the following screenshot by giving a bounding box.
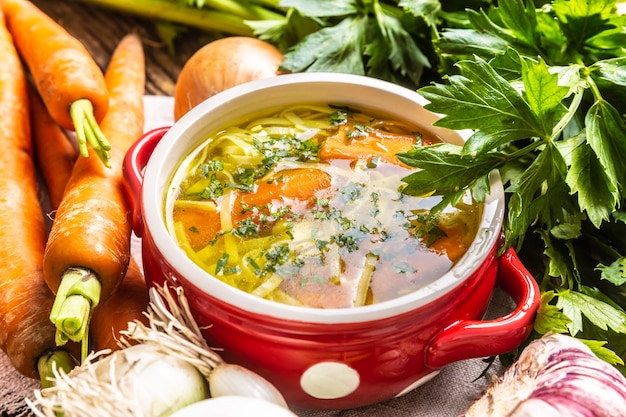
[28,344,208,417]
[93,344,209,416]
[170,395,298,417]
[208,363,288,408]
[27,285,288,417]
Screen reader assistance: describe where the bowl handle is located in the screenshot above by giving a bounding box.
[424,247,540,369]
[122,126,170,238]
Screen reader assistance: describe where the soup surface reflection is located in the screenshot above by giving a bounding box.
[167,104,480,308]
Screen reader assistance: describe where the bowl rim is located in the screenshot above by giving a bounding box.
[140,72,505,323]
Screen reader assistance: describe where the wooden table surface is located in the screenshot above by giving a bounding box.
[31,0,216,97]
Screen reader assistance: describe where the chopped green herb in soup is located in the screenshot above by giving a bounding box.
[167,104,481,308]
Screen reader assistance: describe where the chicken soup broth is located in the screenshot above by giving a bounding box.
[167,104,481,308]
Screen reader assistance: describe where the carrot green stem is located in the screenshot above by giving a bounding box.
[49,267,102,361]
[37,350,75,389]
[54,296,90,336]
[68,0,279,36]
[70,99,111,167]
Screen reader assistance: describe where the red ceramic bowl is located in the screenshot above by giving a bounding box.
[123,73,540,410]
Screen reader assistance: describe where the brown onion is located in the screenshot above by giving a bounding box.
[174,36,284,121]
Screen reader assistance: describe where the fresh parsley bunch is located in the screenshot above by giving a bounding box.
[397,0,626,368]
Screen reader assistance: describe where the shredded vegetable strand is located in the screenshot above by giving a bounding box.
[219,190,240,261]
[354,252,378,307]
[173,199,218,211]
[251,274,283,298]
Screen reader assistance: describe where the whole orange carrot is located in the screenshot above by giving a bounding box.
[29,84,79,211]
[0,7,76,384]
[90,258,149,352]
[28,38,149,356]
[44,33,145,359]
[1,0,110,166]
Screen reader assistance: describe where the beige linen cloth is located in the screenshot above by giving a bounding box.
[0,96,512,417]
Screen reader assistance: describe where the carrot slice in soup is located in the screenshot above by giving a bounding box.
[320,123,422,166]
[232,168,332,223]
[174,168,332,251]
[173,206,222,251]
[428,224,470,263]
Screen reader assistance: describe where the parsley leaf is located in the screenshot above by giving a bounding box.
[585,99,626,201]
[557,288,626,335]
[580,339,625,366]
[278,0,357,18]
[506,142,570,248]
[520,57,569,129]
[402,0,626,363]
[598,257,626,286]
[399,0,441,27]
[277,0,438,88]
[279,15,369,75]
[367,2,430,86]
[534,291,571,335]
[398,143,501,211]
[418,57,544,151]
[565,120,619,228]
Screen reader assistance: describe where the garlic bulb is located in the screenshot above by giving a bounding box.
[462,333,626,417]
